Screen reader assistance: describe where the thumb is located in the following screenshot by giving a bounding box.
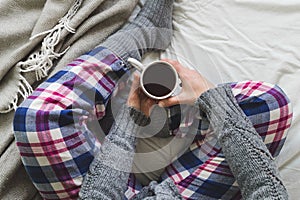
[132,72,140,87]
[158,96,179,107]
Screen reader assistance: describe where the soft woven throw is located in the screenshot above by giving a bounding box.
[0,0,138,113]
[0,0,138,199]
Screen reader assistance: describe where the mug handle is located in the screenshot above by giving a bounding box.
[127,57,144,72]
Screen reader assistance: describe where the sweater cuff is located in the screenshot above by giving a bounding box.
[92,105,150,172]
[104,105,150,151]
[129,106,151,127]
[113,105,150,134]
[195,84,252,133]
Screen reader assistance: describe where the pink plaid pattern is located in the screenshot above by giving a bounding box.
[154,80,293,199]
[231,81,292,155]
[14,46,292,199]
[14,47,126,199]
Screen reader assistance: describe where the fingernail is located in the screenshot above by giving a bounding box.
[158,102,164,107]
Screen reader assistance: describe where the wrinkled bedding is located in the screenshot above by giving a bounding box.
[1,0,299,199]
[152,0,300,198]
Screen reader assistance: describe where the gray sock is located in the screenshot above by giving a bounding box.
[101,0,174,65]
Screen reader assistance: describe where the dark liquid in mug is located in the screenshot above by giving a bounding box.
[142,63,176,97]
[144,83,172,97]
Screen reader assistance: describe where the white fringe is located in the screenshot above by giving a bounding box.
[29,0,82,40]
[0,74,34,113]
[18,0,82,81]
[1,0,83,113]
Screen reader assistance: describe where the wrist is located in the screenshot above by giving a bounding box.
[194,84,249,130]
[128,106,150,126]
[190,80,215,106]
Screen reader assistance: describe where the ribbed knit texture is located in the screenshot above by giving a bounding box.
[195,85,289,200]
[101,0,174,66]
[79,106,148,200]
[131,179,182,200]
[79,105,182,199]
[79,84,288,199]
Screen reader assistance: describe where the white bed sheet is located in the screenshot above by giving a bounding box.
[143,0,300,198]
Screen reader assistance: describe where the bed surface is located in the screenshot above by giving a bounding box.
[144,0,300,198]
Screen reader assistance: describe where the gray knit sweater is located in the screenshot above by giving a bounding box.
[79,84,288,200]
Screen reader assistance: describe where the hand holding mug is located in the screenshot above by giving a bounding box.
[158,59,215,107]
[128,58,180,100]
[127,73,156,117]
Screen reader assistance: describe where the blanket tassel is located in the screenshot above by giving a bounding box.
[0,74,34,113]
[1,0,83,113]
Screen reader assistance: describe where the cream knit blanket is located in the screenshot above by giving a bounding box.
[0,0,138,113]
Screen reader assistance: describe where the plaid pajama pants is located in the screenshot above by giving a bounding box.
[13,46,293,200]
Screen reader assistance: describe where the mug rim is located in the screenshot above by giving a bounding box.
[140,61,179,100]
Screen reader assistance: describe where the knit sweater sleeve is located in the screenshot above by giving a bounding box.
[195,84,288,200]
[79,105,149,200]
